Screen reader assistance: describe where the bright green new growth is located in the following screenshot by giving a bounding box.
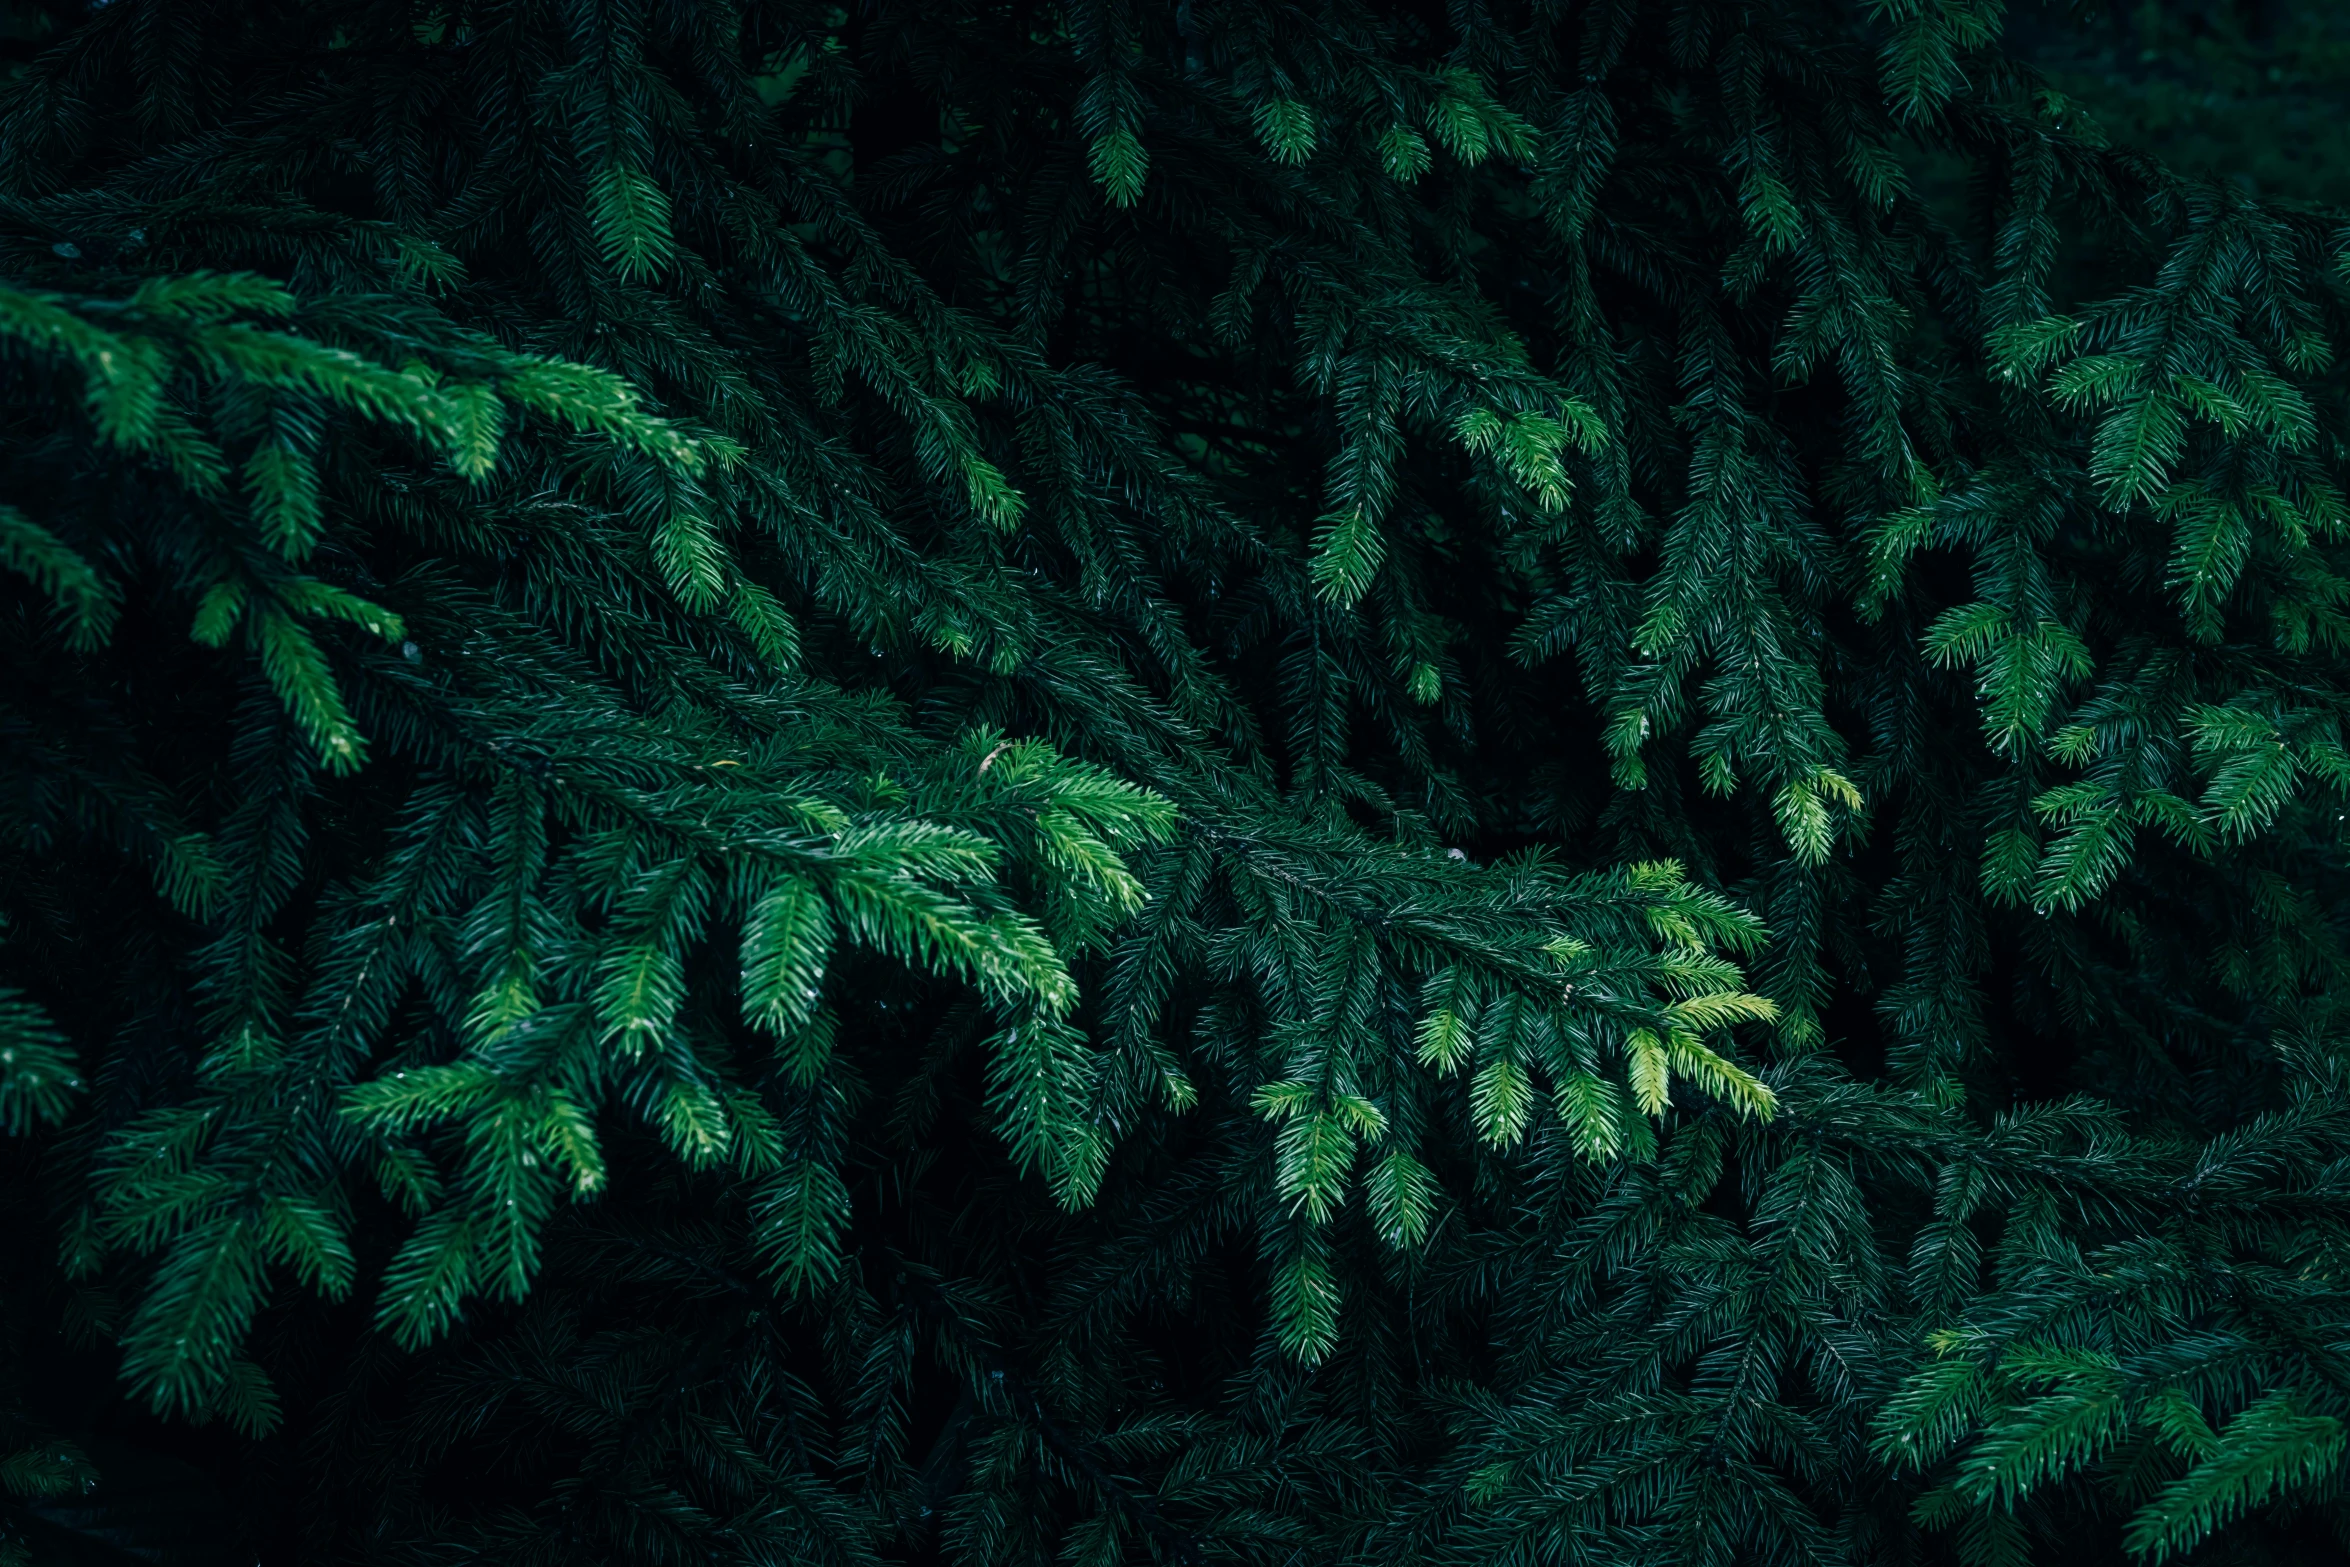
[4,1,2350,1565]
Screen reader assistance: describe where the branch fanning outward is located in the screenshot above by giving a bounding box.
[3,2,2350,1565]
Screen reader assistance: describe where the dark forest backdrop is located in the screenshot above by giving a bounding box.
[6,0,2350,1563]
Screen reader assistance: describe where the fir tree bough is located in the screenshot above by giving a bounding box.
[2,0,2349,1563]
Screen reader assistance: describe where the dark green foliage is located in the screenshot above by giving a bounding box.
[2015,2,2350,209]
[2,0,2349,1563]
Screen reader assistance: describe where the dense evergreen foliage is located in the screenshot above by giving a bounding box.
[5,0,2350,1562]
